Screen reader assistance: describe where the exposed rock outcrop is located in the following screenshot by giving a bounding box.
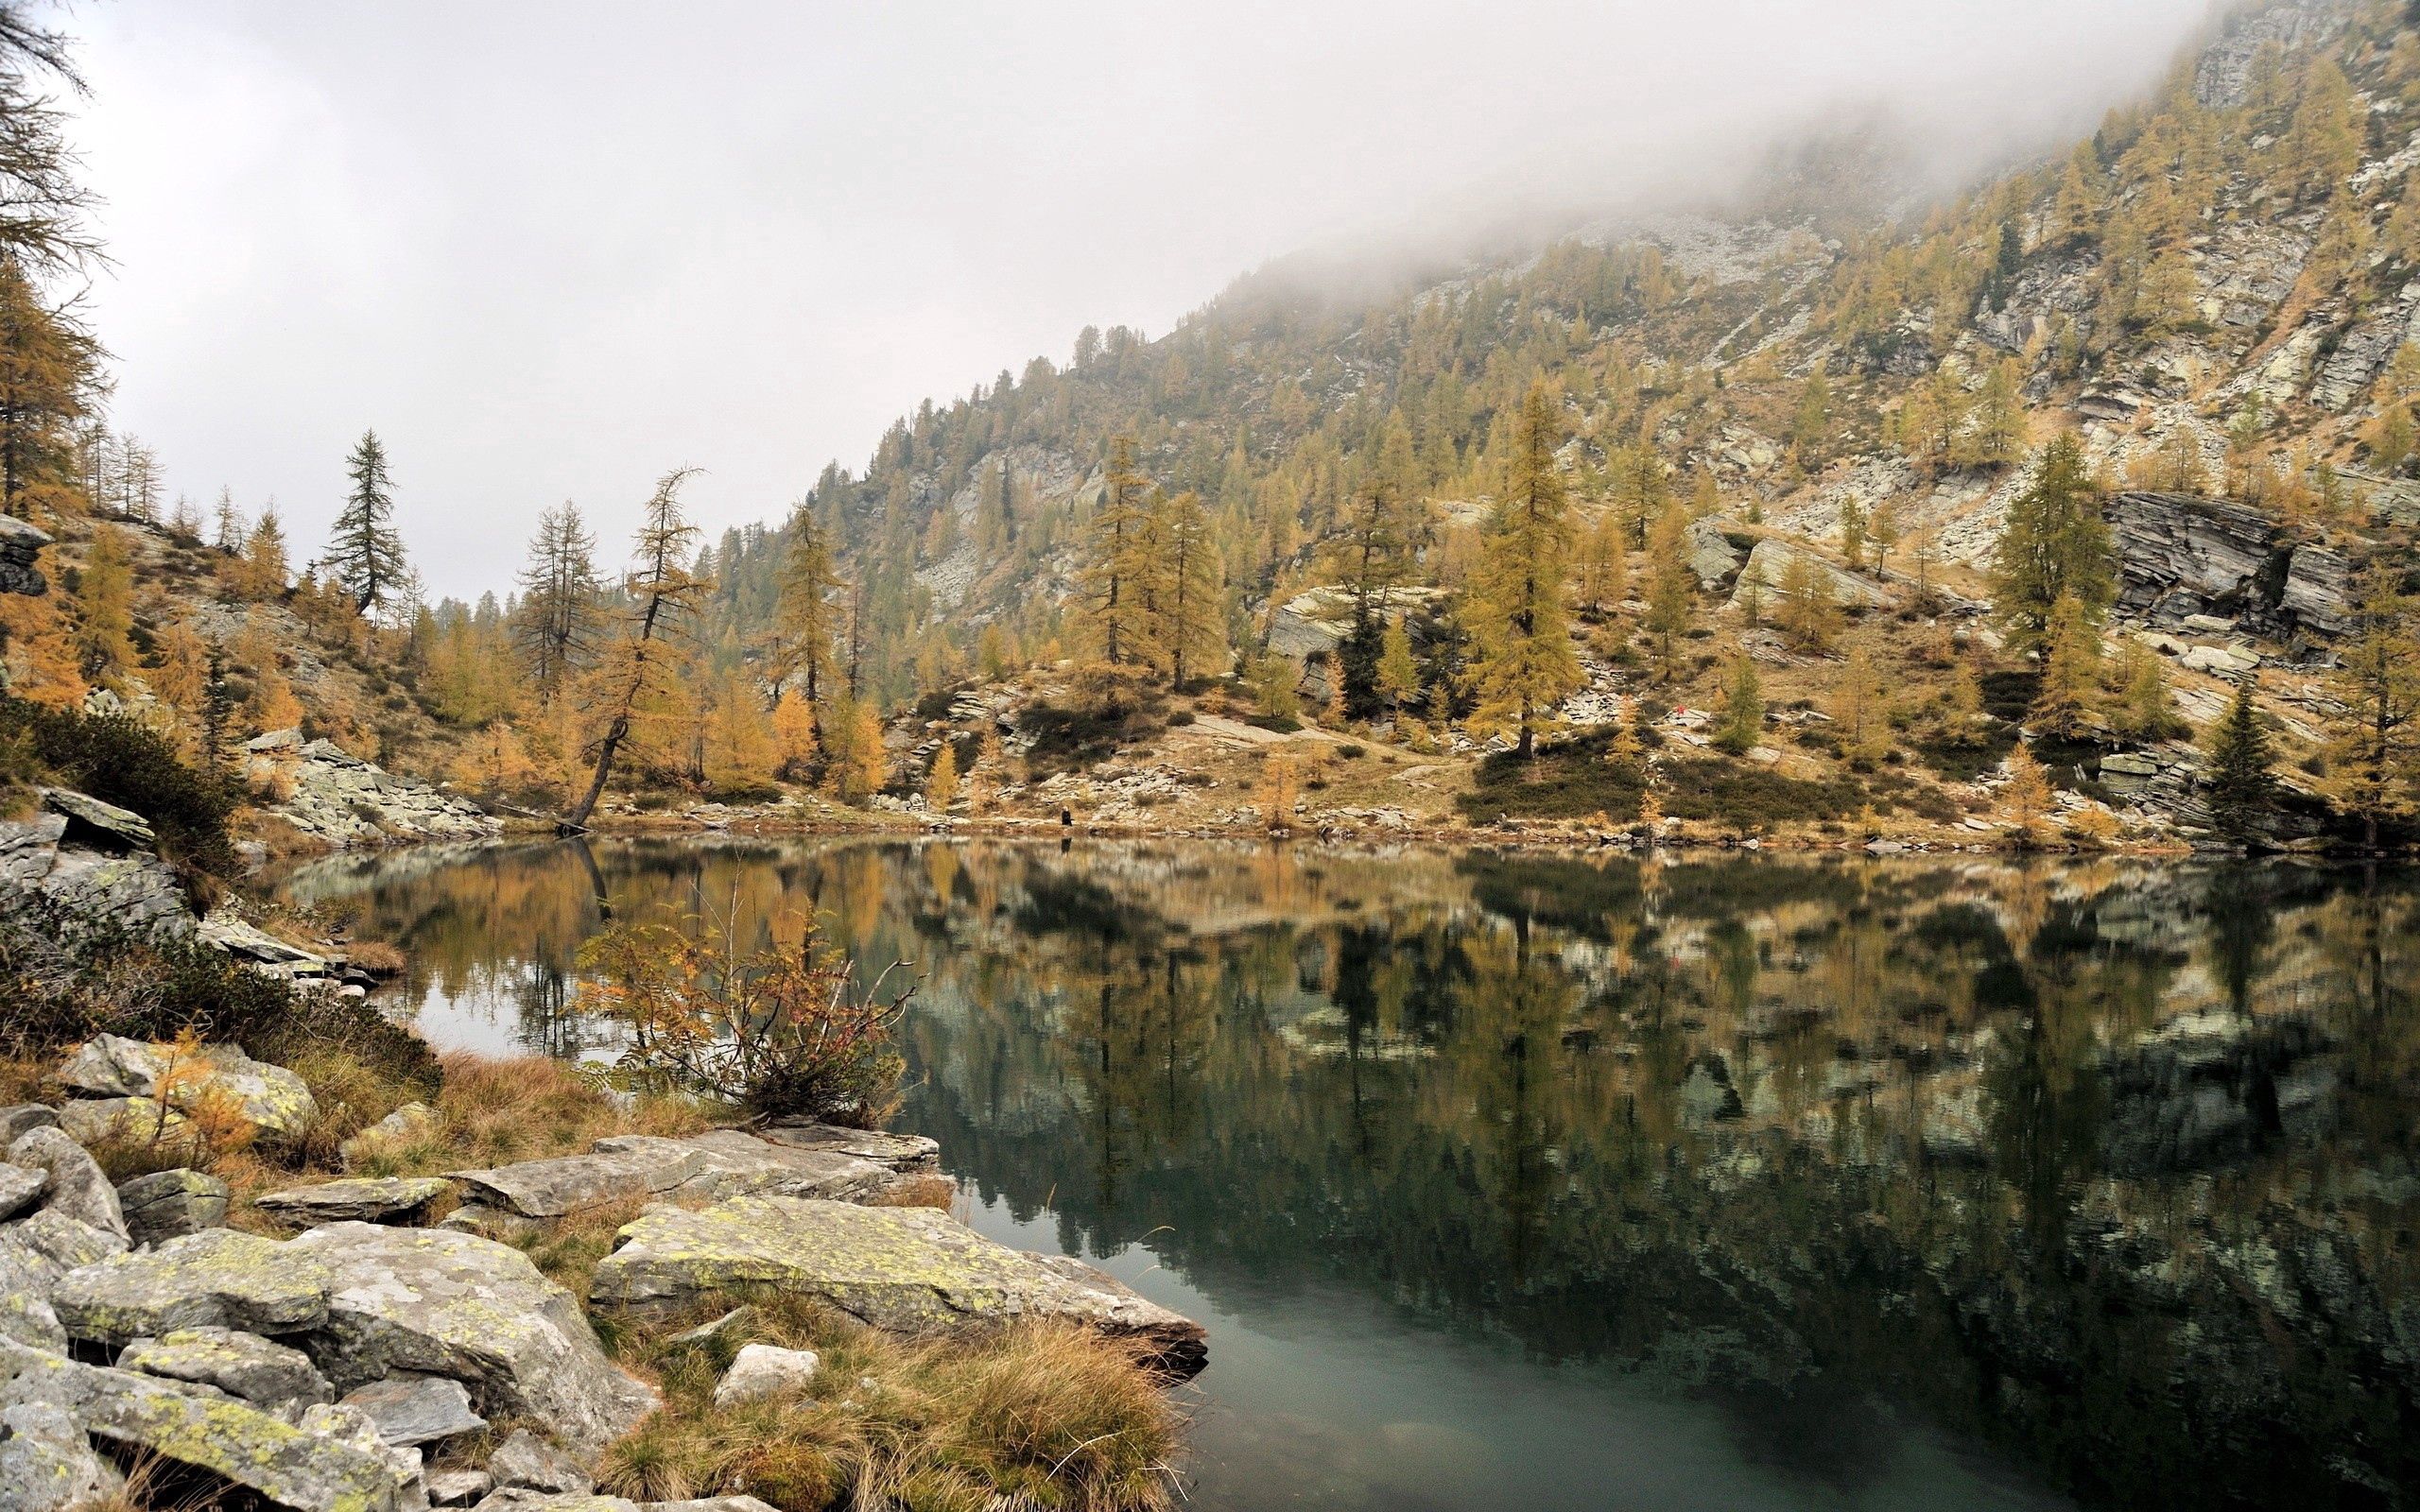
[258,1177,453,1227]
[60,1033,320,1141]
[589,1195,1209,1376]
[0,788,189,936]
[247,731,501,849]
[1725,539,1892,616]
[2109,490,2351,644]
[0,514,48,596]
[449,1126,931,1222]
[118,1325,335,1409]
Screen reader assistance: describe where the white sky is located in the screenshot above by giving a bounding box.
[67,0,2216,600]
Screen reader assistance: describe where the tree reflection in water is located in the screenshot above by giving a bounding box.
[268,838,2420,1511]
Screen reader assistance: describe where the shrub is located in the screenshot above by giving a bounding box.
[0,695,240,877]
[576,914,914,1125]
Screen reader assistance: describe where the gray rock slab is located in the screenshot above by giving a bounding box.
[117,1167,232,1246]
[118,1325,333,1408]
[55,1228,333,1345]
[6,1126,127,1243]
[0,1399,122,1511]
[258,1177,453,1226]
[341,1373,487,1447]
[0,1163,41,1222]
[486,1428,593,1494]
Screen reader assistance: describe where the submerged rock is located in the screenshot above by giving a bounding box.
[258,1177,453,1227]
[589,1195,1207,1376]
[0,1336,404,1512]
[291,1223,657,1453]
[117,1325,333,1408]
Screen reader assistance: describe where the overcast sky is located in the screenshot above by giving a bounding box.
[67,0,2216,601]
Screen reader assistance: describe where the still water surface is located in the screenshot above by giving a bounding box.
[264,837,2420,1511]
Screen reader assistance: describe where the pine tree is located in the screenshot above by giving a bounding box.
[1714,647,1763,755]
[563,468,711,832]
[1991,434,2113,655]
[513,504,603,699]
[2202,675,2275,841]
[1466,380,1582,757]
[327,430,408,618]
[2322,564,2420,848]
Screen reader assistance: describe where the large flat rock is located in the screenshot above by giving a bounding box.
[258,1177,453,1226]
[0,1336,402,1512]
[451,1130,906,1220]
[589,1195,1206,1376]
[55,1228,333,1345]
[118,1325,333,1408]
[292,1223,657,1453]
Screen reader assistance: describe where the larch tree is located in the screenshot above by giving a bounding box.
[236,509,288,600]
[0,253,94,524]
[562,468,711,833]
[1642,505,1694,681]
[1714,646,1763,755]
[74,519,131,681]
[1466,380,1582,758]
[1155,488,1226,688]
[1963,359,2028,468]
[774,502,845,718]
[327,430,409,619]
[513,503,603,700]
[1775,551,1838,653]
[1828,640,1893,765]
[2321,563,2420,849]
[2030,593,2103,738]
[1079,436,1161,669]
[1991,434,2112,656]
[1376,615,1420,717]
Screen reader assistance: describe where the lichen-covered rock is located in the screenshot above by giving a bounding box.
[0,1399,122,1511]
[297,1400,430,1512]
[246,734,501,850]
[0,798,191,937]
[54,1228,333,1345]
[711,1343,819,1408]
[57,1034,319,1141]
[340,1373,486,1448]
[0,513,50,597]
[0,1235,66,1351]
[751,1122,940,1173]
[486,1428,593,1494]
[1684,517,1744,589]
[1725,539,1892,617]
[291,1223,657,1453]
[0,1108,58,1145]
[0,1164,42,1222]
[451,1131,897,1221]
[0,1336,403,1512]
[472,1495,634,1512]
[118,1326,333,1408]
[258,1177,453,1227]
[116,1168,232,1246]
[56,1096,195,1154]
[3,1211,125,1272]
[342,1103,441,1171]
[7,1126,128,1243]
[589,1196,1207,1376]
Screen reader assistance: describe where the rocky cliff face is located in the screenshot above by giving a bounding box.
[0,788,188,936]
[2108,490,2352,649]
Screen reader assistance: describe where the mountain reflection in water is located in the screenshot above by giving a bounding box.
[266,837,2420,1512]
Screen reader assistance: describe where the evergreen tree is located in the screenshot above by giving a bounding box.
[513,503,603,699]
[327,430,409,618]
[1713,647,1763,755]
[1991,434,2112,655]
[1466,381,1582,757]
[0,253,95,523]
[1079,436,1161,669]
[563,468,711,832]
[1155,488,1226,688]
[2203,675,2276,841]
[774,502,845,717]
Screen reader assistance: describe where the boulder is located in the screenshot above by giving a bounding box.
[117,1326,333,1408]
[198,912,334,980]
[0,805,190,937]
[590,1196,1207,1376]
[451,1130,903,1221]
[0,1108,58,1145]
[39,788,155,851]
[0,1164,41,1223]
[54,1228,333,1345]
[342,1103,441,1170]
[0,513,49,597]
[752,1122,940,1173]
[116,1168,232,1246]
[1725,539,1892,617]
[0,1400,121,1511]
[340,1374,486,1448]
[473,1496,634,1512]
[57,1095,195,1154]
[712,1343,819,1408]
[1684,518,1744,589]
[296,1400,431,1512]
[290,1224,657,1453]
[0,1336,404,1512]
[7,1126,128,1243]
[3,1211,125,1271]
[487,1428,593,1494]
[428,1469,494,1507]
[0,1234,66,1351]
[258,1177,453,1227]
[58,1035,318,1141]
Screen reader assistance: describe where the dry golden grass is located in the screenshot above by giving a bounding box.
[341,939,407,977]
[862,1172,959,1211]
[597,1295,1184,1512]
